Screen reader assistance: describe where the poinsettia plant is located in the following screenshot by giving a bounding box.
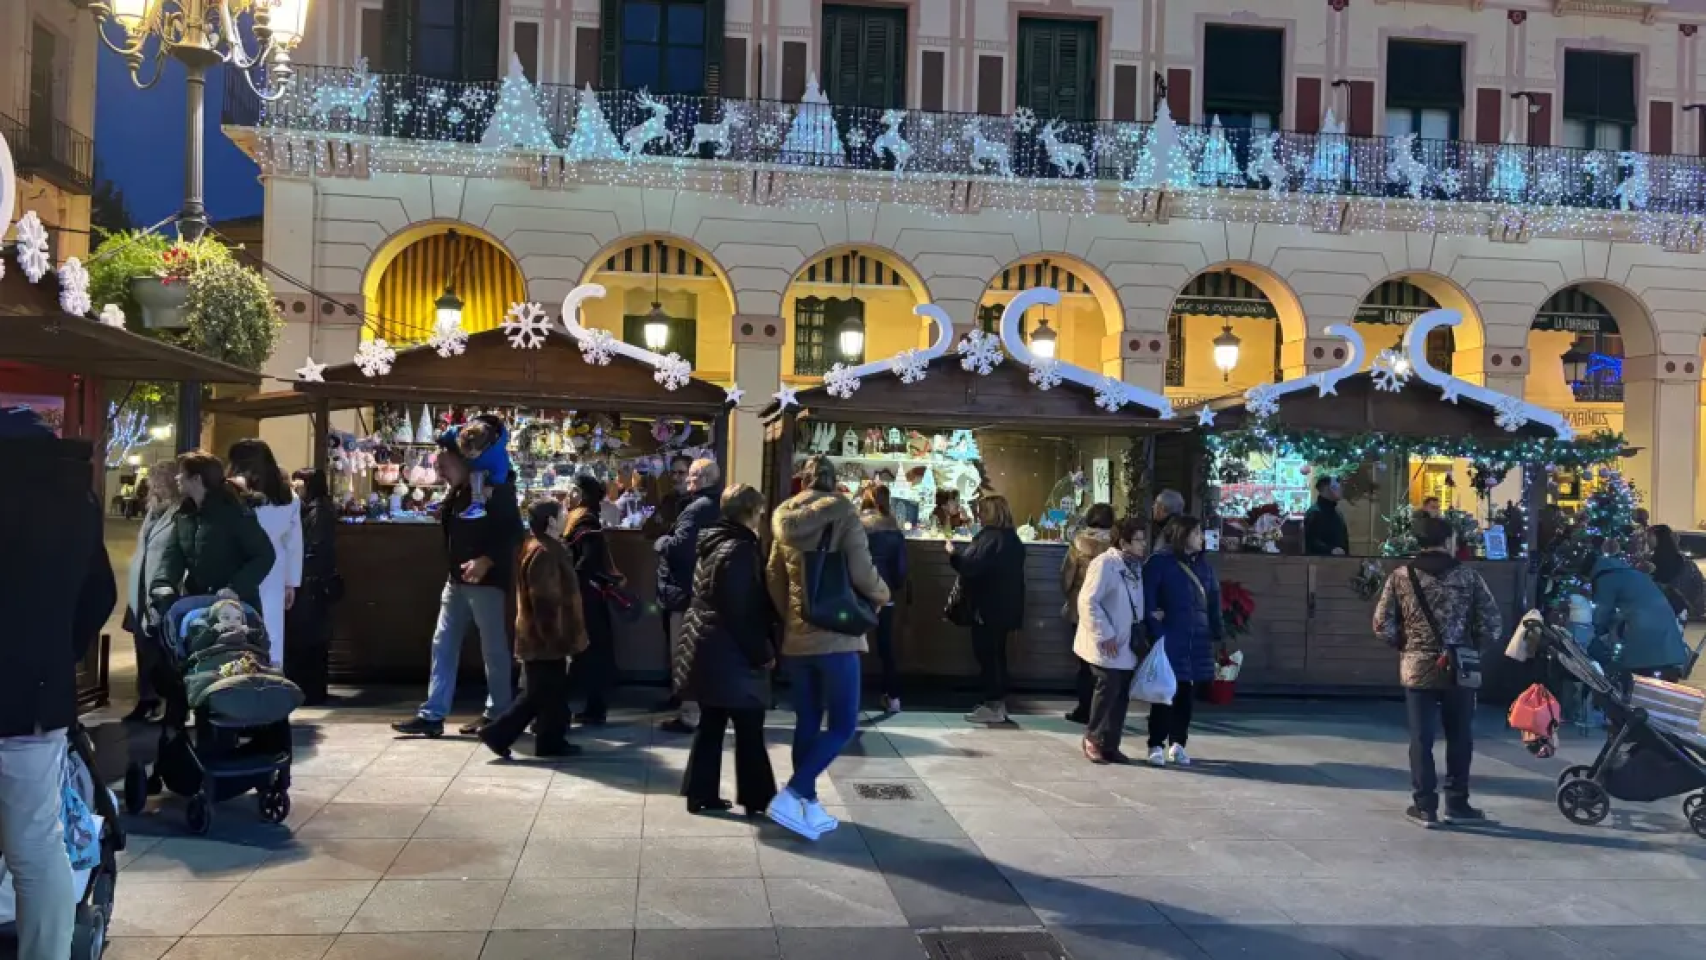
[1220,579,1255,640]
[158,245,195,285]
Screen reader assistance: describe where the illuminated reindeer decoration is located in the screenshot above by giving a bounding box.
[622,90,672,157]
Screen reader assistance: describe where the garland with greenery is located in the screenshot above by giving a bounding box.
[1205,422,1626,482]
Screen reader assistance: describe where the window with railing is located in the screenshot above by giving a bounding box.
[1016,18,1097,121]
[1563,50,1636,151]
[794,296,864,376]
[1385,40,1462,141]
[822,4,905,110]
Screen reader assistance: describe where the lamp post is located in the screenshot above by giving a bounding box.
[76,0,311,452]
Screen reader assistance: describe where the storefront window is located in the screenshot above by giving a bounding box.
[794,296,865,375]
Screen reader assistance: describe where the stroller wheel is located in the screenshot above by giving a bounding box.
[186,792,213,835]
[1557,779,1611,826]
[1689,806,1706,840]
[258,789,291,824]
[1685,794,1704,820]
[1556,765,1592,787]
[70,901,107,960]
[123,762,149,816]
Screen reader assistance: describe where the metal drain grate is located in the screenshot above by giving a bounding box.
[920,931,1071,960]
[852,781,919,801]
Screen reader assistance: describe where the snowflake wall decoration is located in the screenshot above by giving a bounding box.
[823,363,863,399]
[1027,357,1063,391]
[354,339,397,377]
[429,319,468,358]
[58,257,91,316]
[14,211,51,283]
[957,329,1004,375]
[391,99,414,118]
[1494,396,1530,432]
[844,128,868,150]
[426,88,448,109]
[1245,384,1280,419]
[1370,349,1411,393]
[458,88,487,110]
[578,328,617,366]
[98,304,126,328]
[502,301,552,349]
[1012,106,1038,134]
[653,353,692,391]
[446,107,466,126]
[757,123,782,147]
[1093,376,1127,412]
[889,348,929,385]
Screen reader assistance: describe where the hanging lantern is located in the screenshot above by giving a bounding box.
[643,302,671,351]
[838,312,865,359]
[1212,323,1242,380]
[1029,316,1058,359]
[434,288,463,330]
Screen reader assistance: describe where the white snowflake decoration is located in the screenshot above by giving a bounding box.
[426,88,448,109]
[757,123,782,147]
[1370,349,1411,393]
[446,107,466,126]
[653,353,692,391]
[57,257,91,316]
[98,303,126,328]
[502,301,552,349]
[429,319,468,358]
[354,339,396,378]
[957,329,1004,376]
[1245,384,1280,419]
[844,127,868,150]
[1436,167,1464,198]
[1012,106,1038,134]
[578,328,617,366]
[1494,397,1530,433]
[14,211,51,283]
[823,363,863,399]
[391,99,414,118]
[458,88,487,110]
[889,348,929,385]
[1027,357,1063,391]
[1093,376,1127,413]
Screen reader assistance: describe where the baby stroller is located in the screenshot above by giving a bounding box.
[1519,618,1706,838]
[123,595,299,835]
[0,724,124,960]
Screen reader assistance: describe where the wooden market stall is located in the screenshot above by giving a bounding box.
[208,327,731,685]
[759,354,1184,691]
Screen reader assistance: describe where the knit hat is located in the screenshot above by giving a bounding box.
[0,405,53,440]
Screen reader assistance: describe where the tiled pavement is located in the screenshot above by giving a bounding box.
[97,698,1706,960]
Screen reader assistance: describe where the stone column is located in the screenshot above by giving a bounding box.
[727,314,785,488]
[1478,345,1533,513]
[1106,329,1169,393]
[1279,336,1353,380]
[1623,353,1702,527]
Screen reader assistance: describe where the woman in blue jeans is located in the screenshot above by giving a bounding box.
[764,456,891,840]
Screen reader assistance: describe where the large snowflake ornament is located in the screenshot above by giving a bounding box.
[58,257,91,316]
[354,339,397,378]
[1494,397,1530,433]
[1093,376,1127,413]
[889,348,929,385]
[391,99,414,118]
[823,363,863,399]
[426,88,448,109]
[458,88,487,110]
[1245,384,1280,419]
[653,353,692,391]
[1012,106,1038,134]
[1027,357,1063,391]
[502,301,552,349]
[1370,349,1412,393]
[14,211,51,283]
[429,319,468,358]
[578,328,617,366]
[957,329,1004,376]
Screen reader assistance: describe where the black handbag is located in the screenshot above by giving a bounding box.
[1407,565,1482,690]
[801,527,878,634]
[944,577,976,627]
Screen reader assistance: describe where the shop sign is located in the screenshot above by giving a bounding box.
[1561,408,1619,430]
[1533,314,1607,334]
[1171,297,1277,321]
[1352,305,1428,326]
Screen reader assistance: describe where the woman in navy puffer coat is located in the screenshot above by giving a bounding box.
[1141,515,1222,766]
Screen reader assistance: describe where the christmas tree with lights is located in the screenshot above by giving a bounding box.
[779,75,846,167]
[1125,101,1192,190]
[565,84,623,161]
[1541,466,1644,606]
[1196,116,1240,188]
[481,54,557,151]
[1487,127,1528,203]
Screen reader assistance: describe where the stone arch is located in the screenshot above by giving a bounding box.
[976,252,1124,374]
[781,244,933,379]
[1167,262,1305,394]
[1353,270,1488,382]
[360,220,527,344]
[575,232,741,380]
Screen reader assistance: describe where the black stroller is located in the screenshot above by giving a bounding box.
[1522,619,1706,838]
[123,595,296,835]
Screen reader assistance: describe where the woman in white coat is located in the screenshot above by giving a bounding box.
[228,439,302,666]
[1074,516,1147,764]
[123,460,182,721]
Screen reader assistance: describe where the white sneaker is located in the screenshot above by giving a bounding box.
[1167,744,1192,767]
[803,799,840,834]
[882,696,901,715]
[1147,747,1168,767]
[765,789,822,841]
[964,704,1003,724]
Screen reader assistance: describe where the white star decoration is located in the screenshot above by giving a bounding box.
[1196,405,1217,426]
[723,384,745,406]
[296,357,328,382]
[773,385,799,410]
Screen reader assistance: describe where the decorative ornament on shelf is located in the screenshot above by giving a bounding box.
[416,405,435,444]
[565,84,624,161]
[653,353,692,391]
[353,340,396,378]
[98,303,126,328]
[428,317,468,358]
[480,53,557,151]
[502,301,552,349]
[779,75,845,167]
[558,284,699,389]
[1384,133,1429,199]
[14,210,50,283]
[1370,348,1412,393]
[823,363,863,399]
[872,109,913,171]
[295,357,328,383]
[1027,357,1063,391]
[578,327,617,365]
[957,328,1004,375]
[57,257,91,316]
[621,89,672,157]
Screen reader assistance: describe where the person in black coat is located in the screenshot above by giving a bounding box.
[1303,475,1349,556]
[860,485,909,713]
[0,406,115,959]
[678,485,780,816]
[948,493,1027,724]
[566,475,622,725]
[286,468,339,705]
[655,458,722,732]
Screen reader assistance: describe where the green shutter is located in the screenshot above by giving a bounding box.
[600,0,619,88]
[464,0,501,81]
[705,0,726,96]
[381,0,414,74]
[822,5,904,109]
[1017,18,1097,120]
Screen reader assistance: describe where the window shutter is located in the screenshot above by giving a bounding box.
[823,8,860,104]
[1052,24,1093,121]
[1204,25,1283,114]
[381,0,414,75]
[1017,21,1053,114]
[861,11,902,109]
[1564,50,1636,123]
[599,0,619,88]
[705,0,725,97]
[463,0,501,82]
[1386,40,1463,110]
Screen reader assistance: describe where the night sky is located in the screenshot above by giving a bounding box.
[95,45,263,229]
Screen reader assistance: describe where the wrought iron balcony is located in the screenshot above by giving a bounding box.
[2,108,95,194]
[227,64,1706,221]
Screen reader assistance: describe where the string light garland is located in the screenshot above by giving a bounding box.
[1205,423,1626,482]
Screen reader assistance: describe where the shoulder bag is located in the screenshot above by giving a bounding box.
[1406,565,1482,689]
[569,527,644,624]
[803,527,879,633]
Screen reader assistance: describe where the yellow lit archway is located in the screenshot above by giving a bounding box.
[978,254,1119,375]
[362,222,526,344]
[578,234,739,382]
[1353,271,1486,382]
[782,245,931,382]
[1167,263,1304,399]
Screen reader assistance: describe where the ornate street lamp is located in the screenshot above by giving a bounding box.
[1212,323,1242,381]
[643,240,670,351]
[837,312,865,359]
[1029,316,1058,359]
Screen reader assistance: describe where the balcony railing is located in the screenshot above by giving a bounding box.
[229,64,1706,217]
[2,108,94,194]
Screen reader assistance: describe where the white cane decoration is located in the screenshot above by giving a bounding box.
[1403,308,1573,440]
[834,303,957,386]
[558,283,696,391]
[1238,323,1365,416]
[998,287,1174,419]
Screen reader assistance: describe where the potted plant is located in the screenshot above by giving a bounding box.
[130,245,195,329]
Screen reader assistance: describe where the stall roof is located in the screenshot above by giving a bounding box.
[0,313,263,385]
[760,354,1184,436]
[203,390,366,419]
[1202,371,1556,441]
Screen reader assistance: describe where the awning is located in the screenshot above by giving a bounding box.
[203,390,365,419]
[0,314,261,385]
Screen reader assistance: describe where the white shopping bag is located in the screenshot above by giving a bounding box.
[1130,639,1177,705]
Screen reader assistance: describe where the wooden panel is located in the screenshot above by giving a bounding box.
[977,55,1004,115]
[922,49,945,112]
[1527,91,1552,147]
[1475,87,1503,143]
[1166,67,1191,122]
[1650,100,1674,154]
[1347,80,1375,137]
[894,542,1072,685]
[782,40,808,101]
[1113,63,1138,121]
[1295,77,1322,132]
[574,27,601,88]
[723,37,748,98]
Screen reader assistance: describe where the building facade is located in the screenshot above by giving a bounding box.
[228,0,1706,525]
[1,0,96,260]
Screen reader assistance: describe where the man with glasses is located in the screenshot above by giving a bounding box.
[656,458,723,733]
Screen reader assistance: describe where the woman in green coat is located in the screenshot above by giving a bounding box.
[151,450,276,616]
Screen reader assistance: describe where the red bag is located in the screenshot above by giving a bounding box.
[1508,683,1562,757]
[1206,679,1236,705]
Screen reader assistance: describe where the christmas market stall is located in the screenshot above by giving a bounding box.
[207,285,732,684]
[1185,310,1624,694]
[759,289,1184,690]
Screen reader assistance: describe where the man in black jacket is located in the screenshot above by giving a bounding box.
[394,425,523,738]
[656,457,721,733]
[0,406,115,959]
[1304,475,1350,556]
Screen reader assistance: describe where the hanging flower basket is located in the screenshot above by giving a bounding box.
[130,275,190,329]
